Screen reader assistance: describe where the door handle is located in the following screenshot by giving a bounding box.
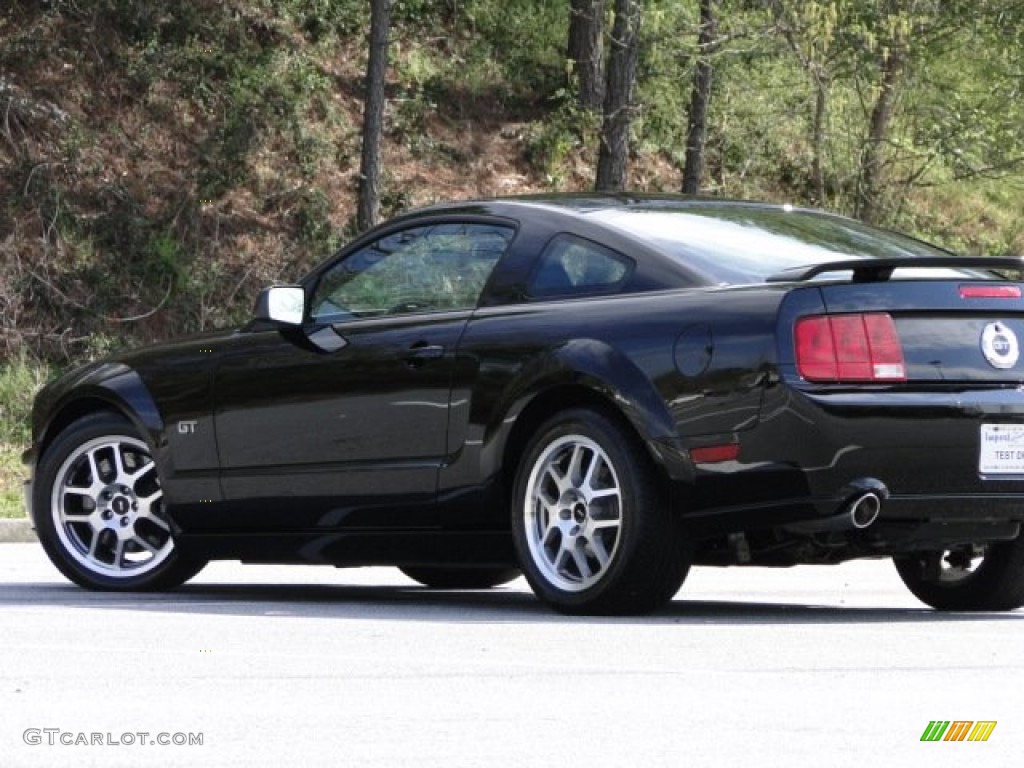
[404,343,445,366]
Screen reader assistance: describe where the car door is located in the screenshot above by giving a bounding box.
[209,221,515,532]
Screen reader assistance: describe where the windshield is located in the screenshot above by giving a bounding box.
[589,205,960,284]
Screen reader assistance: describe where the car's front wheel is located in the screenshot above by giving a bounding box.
[511,408,689,615]
[32,412,206,591]
[893,539,1024,611]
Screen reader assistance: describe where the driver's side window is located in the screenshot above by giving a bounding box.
[311,222,513,323]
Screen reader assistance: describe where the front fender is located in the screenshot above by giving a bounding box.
[29,356,221,521]
[32,362,167,460]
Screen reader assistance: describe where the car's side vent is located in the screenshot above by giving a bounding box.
[795,313,906,382]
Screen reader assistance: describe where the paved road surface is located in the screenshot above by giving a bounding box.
[1,543,1021,767]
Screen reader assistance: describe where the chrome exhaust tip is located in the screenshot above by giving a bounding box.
[781,479,888,535]
[847,492,881,529]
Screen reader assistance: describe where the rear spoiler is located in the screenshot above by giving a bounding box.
[766,257,1024,284]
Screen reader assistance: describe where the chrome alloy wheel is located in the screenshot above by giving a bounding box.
[523,434,623,592]
[50,435,174,578]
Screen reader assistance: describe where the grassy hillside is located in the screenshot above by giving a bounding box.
[1,1,589,361]
[2,1,1023,514]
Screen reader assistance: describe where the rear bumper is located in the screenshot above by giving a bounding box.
[682,384,1024,533]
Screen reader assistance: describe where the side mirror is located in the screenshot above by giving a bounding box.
[254,285,305,326]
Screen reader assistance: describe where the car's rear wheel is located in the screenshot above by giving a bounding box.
[399,566,520,589]
[32,412,206,591]
[511,408,689,615]
[893,539,1024,611]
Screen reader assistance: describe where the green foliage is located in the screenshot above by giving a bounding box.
[378,173,414,221]
[392,0,447,26]
[1,0,364,370]
[904,180,1024,258]
[0,355,50,519]
[148,232,186,288]
[194,48,333,198]
[523,95,597,187]
[0,444,26,518]
[0,354,51,447]
[634,3,697,161]
[277,0,369,39]
[292,185,335,251]
[455,0,567,102]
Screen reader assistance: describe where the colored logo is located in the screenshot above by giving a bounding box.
[921,720,997,742]
[981,321,1019,369]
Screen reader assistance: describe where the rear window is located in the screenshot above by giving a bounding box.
[590,206,957,284]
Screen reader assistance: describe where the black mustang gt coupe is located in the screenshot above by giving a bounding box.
[23,194,1024,614]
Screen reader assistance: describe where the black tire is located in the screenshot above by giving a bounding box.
[511,408,689,615]
[31,412,206,591]
[399,566,520,589]
[893,539,1024,611]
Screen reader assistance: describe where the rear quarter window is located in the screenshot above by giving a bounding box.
[528,235,633,299]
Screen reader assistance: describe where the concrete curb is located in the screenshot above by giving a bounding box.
[0,517,36,542]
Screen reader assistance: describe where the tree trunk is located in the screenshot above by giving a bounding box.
[682,0,717,195]
[857,48,904,224]
[811,72,828,204]
[568,0,607,111]
[595,0,642,192]
[357,0,391,232]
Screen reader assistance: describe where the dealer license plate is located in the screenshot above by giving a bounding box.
[979,424,1024,474]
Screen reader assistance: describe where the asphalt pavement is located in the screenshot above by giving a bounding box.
[1,542,1022,768]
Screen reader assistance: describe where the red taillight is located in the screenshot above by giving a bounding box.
[959,284,1022,299]
[793,316,838,380]
[795,313,906,382]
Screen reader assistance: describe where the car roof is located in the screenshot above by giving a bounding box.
[410,193,806,220]
[370,194,842,290]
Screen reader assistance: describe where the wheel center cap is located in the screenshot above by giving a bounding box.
[572,502,588,523]
[111,496,131,515]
